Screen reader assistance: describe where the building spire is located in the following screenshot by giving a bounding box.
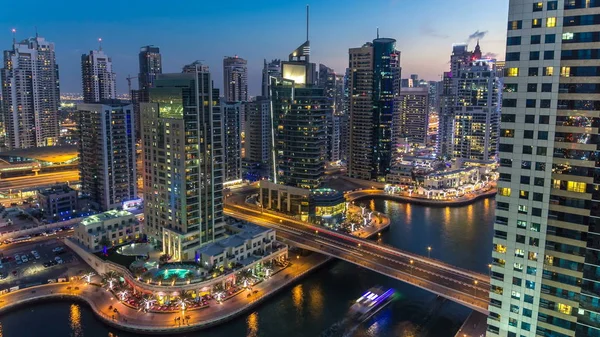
[98,38,103,51]
[306,4,309,42]
[11,28,16,44]
[377,27,379,39]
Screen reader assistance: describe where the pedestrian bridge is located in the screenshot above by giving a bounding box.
[224,203,491,314]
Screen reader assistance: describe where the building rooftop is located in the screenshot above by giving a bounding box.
[80,210,133,227]
[38,184,76,196]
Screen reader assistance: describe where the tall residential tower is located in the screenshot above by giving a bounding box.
[81,48,116,103]
[223,56,248,102]
[1,35,60,149]
[488,1,600,336]
[141,62,224,261]
[348,37,401,181]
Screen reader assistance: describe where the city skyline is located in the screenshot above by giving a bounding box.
[1,0,508,95]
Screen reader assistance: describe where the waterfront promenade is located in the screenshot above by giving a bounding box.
[0,253,330,334]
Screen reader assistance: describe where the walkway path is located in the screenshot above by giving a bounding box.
[346,188,496,207]
[0,253,330,334]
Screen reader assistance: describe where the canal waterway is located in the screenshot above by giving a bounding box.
[0,198,495,337]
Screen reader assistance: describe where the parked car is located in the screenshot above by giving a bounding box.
[21,255,28,263]
[52,247,64,253]
[54,257,63,264]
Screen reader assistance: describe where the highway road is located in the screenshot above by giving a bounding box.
[0,171,79,192]
[224,202,491,313]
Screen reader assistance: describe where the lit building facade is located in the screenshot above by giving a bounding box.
[244,97,271,165]
[141,63,224,261]
[1,36,60,149]
[261,59,281,98]
[81,49,116,103]
[348,38,401,181]
[222,101,242,183]
[488,1,600,336]
[77,101,137,211]
[452,59,500,161]
[396,87,429,146]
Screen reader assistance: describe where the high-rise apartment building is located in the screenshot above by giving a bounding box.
[319,64,337,162]
[271,40,328,189]
[222,101,242,183]
[348,38,401,181]
[141,62,224,261]
[77,101,137,211]
[261,59,281,98]
[488,1,600,337]
[1,35,60,149]
[138,45,162,102]
[223,56,248,102]
[396,87,429,146]
[244,97,271,166]
[81,49,116,104]
[452,59,500,161]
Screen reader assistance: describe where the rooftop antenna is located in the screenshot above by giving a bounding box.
[35,26,38,38]
[306,4,309,42]
[98,38,102,51]
[11,28,16,44]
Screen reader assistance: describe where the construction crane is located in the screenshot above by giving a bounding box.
[126,74,138,97]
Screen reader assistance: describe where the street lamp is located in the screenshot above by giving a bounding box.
[473,280,478,296]
[410,259,414,275]
[488,264,492,278]
[427,246,432,259]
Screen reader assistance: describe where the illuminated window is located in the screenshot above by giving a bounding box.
[544,67,554,76]
[567,181,586,193]
[562,32,574,40]
[533,2,543,11]
[499,187,512,197]
[494,244,507,254]
[547,17,557,27]
[511,290,521,300]
[514,262,523,271]
[515,248,525,257]
[507,67,519,77]
[560,66,571,77]
[532,18,542,28]
[528,252,538,261]
[558,303,572,315]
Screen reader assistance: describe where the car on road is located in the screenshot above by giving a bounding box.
[54,256,63,264]
[52,247,64,253]
[43,262,51,268]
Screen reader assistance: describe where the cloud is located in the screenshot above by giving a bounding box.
[420,25,449,39]
[467,30,488,42]
[483,52,498,59]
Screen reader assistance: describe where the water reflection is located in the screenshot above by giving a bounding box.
[292,284,304,311]
[308,284,324,319]
[405,203,412,225]
[0,321,3,337]
[246,312,259,337]
[69,304,83,337]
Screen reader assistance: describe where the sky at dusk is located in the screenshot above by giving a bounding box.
[1,0,509,96]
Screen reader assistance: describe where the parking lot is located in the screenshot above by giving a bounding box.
[0,238,90,289]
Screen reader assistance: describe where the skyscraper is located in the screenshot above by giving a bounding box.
[396,87,429,146]
[348,37,401,181]
[452,59,500,161]
[1,35,60,149]
[223,56,248,102]
[81,48,116,103]
[138,45,162,102]
[222,101,242,183]
[488,1,600,336]
[261,59,281,98]
[244,97,271,166]
[319,64,337,162]
[272,38,328,189]
[141,62,224,261]
[77,101,137,211]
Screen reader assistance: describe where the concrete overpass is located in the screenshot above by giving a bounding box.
[223,202,490,314]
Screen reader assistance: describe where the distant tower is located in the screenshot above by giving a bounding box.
[138,45,162,102]
[81,47,116,103]
[223,56,248,102]
[1,35,60,149]
[472,39,482,60]
[262,59,281,98]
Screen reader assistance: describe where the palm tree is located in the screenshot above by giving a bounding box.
[141,294,156,311]
[238,269,253,288]
[101,271,120,290]
[176,291,193,311]
[212,283,225,302]
[117,290,128,301]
